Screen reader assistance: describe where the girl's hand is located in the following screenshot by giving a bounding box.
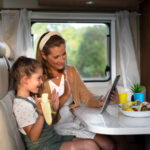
[35,95,43,115]
[64,70,71,98]
[51,89,59,111]
[109,87,119,105]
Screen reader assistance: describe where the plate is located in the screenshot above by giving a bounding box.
[119,108,150,118]
[119,103,150,117]
[119,112,150,126]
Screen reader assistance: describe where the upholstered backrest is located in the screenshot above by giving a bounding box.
[0,91,25,150]
[0,57,9,99]
[0,42,14,99]
[0,42,26,150]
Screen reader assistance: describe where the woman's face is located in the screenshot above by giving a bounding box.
[45,43,67,71]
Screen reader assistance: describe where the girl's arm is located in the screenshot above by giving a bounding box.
[23,114,44,142]
[23,96,44,142]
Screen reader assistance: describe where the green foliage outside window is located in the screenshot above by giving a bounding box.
[32,23,108,79]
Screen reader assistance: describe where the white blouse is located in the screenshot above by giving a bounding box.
[49,75,64,97]
[49,75,95,139]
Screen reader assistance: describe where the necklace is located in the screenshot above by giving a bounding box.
[54,73,62,80]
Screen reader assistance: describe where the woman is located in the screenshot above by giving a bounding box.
[36,31,120,150]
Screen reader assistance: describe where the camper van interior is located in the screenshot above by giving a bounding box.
[0,0,150,150]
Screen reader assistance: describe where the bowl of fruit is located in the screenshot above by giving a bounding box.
[119,100,150,117]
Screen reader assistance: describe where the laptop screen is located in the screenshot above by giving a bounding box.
[100,75,120,113]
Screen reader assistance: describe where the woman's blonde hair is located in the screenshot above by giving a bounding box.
[36,32,65,80]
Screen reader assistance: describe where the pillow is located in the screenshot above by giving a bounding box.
[0,42,14,60]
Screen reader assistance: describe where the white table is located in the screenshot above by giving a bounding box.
[74,104,150,135]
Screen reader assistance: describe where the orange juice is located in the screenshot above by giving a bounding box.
[119,93,127,104]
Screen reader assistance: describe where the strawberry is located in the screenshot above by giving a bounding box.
[132,108,138,111]
[141,106,148,111]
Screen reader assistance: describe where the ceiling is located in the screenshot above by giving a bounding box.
[38,0,145,9]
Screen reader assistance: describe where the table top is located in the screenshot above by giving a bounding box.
[73,104,150,135]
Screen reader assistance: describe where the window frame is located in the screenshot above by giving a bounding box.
[31,12,116,82]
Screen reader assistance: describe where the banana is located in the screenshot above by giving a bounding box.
[122,102,134,111]
[41,93,52,125]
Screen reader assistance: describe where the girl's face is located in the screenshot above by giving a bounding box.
[44,43,67,71]
[27,68,43,94]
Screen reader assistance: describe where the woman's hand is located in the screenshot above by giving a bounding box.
[51,89,59,111]
[35,95,43,115]
[64,70,71,98]
[103,87,118,105]
[109,87,119,105]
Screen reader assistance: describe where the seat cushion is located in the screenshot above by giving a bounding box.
[0,90,25,150]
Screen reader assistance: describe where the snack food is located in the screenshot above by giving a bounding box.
[41,93,52,125]
[122,100,150,111]
[122,102,134,111]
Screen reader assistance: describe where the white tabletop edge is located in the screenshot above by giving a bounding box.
[73,105,150,135]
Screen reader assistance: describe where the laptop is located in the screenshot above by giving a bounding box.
[100,75,120,113]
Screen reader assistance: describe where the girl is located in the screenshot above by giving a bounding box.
[11,56,101,150]
[36,31,120,150]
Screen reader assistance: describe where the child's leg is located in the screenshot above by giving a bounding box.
[94,134,116,150]
[60,138,100,150]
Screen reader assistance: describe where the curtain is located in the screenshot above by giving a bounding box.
[0,9,33,60]
[116,11,140,92]
[0,10,19,60]
[16,9,33,58]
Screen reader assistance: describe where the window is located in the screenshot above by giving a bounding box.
[31,12,116,82]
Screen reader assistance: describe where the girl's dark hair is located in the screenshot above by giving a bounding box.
[11,56,42,90]
[36,32,65,80]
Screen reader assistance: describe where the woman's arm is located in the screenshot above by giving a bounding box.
[59,70,71,108]
[70,66,118,107]
[71,66,103,107]
[59,84,70,108]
